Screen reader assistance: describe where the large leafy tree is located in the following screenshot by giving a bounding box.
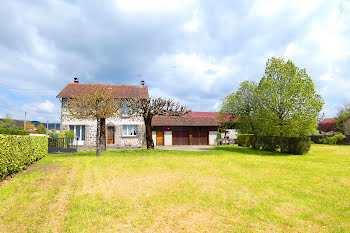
[0,114,16,129]
[25,122,35,131]
[35,124,47,134]
[126,97,190,150]
[220,57,324,152]
[257,57,324,151]
[334,103,350,134]
[66,85,121,156]
[220,80,259,135]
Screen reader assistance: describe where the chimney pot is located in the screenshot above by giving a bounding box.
[140,80,144,86]
[74,77,79,83]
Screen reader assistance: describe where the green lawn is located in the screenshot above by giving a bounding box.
[0,145,349,232]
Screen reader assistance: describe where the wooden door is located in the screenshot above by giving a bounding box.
[107,126,115,144]
[200,131,209,145]
[156,131,164,146]
[172,131,189,145]
[192,131,208,145]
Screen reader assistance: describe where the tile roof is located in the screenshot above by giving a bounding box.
[152,115,218,126]
[191,112,217,117]
[56,83,149,99]
[152,112,238,126]
[318,118,337,131]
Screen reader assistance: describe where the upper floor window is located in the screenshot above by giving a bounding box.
[121,103,130,116]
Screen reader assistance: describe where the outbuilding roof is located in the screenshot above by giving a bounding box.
[318,118,337,132]
[152,115,218,126]
[56,83,149,99]
[152,112,238,127]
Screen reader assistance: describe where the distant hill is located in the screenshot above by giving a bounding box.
[31,121,61,130]
[0,118,60,130]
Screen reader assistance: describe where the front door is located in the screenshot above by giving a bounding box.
[107,126,115,144]
[156,131,164,146]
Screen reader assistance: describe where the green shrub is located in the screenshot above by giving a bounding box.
[0,135,47,180]
[261,136,280,152]
[237,134,253,147]
[0,128,29,135]
[320,133,346,145]
[284,137,311,155]
[249,135,311,154]
[35,124,47,134]
[49,132,65,138]
[65,130,74,139]
[334,133,346,144]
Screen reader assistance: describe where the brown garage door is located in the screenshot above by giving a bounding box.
[172,131,189,145]
[192,131,209,145]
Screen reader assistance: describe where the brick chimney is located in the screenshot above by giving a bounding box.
[74,77,79,83]
[140,80,144,86]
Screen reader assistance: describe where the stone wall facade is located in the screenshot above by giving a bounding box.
[60,99,145,147]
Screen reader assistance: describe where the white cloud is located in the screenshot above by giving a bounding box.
[1,0,350,120]
[320,73,333,81]
[116,0,195,12]
[251,0,324,20]
[37,100,56,113]
[183,18,200,32]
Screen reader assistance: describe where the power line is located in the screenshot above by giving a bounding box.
[0,105,59,115]
[0,88,61,90]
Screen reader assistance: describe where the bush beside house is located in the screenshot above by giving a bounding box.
[0,128,29,135]
[237,134,311,155]
[237,134,253,147]
[319,133,346,145]
[0,135,47,180]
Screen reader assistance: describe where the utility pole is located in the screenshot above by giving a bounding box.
[24,112,27,130]
[46,120,49,135]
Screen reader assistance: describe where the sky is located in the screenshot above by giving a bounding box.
[0,0,350,123]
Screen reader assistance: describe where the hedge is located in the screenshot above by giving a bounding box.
[284,137,311,155]
[49,132,65,138]
[65,130,74,139]
[0,135,48,180]
[237,134,254,147]
[0,128,29,135]
[319,133,346,145]
[238,134,311,155]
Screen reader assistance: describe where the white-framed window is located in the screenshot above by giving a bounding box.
[122,125,138,136]
[69,125,86,141]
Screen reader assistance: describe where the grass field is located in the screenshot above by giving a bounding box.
[0,144,349,232]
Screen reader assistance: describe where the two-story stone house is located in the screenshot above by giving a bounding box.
[56,78,148,147]
[57,79,231,147]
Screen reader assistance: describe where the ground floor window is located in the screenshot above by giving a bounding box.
[69,125,86,140]
[122,125,138,136]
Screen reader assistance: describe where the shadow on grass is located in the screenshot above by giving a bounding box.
[215,145,295,156]
[48,149,196,158]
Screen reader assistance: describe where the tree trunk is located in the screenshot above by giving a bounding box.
[279,124,285,153]
[96,117,101,156]
[100,118,106,151]
[144,115,154,150]
[248,117,260,149]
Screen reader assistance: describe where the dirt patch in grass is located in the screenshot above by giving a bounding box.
[0,162,60,187]
[142,204,241,233]
[80,172,185,198]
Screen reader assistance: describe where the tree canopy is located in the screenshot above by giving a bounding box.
[0,114,16,129]
[35,124,47,134]
[220,57,324,152]
[126,97,190,149]
[66,85,121,156]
